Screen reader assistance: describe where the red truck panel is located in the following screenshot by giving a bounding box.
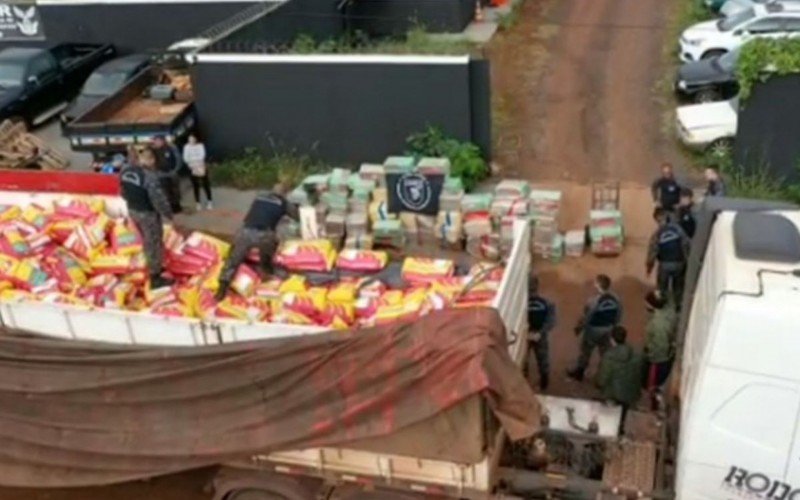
[0,170,120,196]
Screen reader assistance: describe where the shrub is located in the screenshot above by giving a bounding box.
[406,126,489,191]
[210,148,326,190]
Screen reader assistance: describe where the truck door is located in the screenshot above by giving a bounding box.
[25,54,61,122]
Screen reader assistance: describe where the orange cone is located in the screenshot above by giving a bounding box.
[474,0,484,22]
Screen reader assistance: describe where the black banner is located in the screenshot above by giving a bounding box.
[0,3,45,41]
[386,172,444,216]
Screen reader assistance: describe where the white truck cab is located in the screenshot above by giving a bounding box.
[677,208,800,499]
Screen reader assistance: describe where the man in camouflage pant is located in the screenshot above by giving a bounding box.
[119,146,174,288]
[216,183,299,300]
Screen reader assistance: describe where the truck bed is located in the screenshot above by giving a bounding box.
[106,100,190,125]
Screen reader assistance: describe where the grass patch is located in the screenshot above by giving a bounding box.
[211,148,328,190]
[287,27,475,55]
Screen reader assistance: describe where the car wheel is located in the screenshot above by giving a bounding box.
[694,88,722,103]
[707,138,733,159]
[701,49,726,60]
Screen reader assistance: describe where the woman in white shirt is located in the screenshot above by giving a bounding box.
[182,134,213,210]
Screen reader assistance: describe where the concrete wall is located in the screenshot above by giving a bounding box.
[191,54,491,163]
[347,0,474,36]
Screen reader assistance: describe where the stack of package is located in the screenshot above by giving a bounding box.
[414,157,450,245]
[322,168,350,248]
[491,180,531,257]
[436,175,465,250]
[529,189,563,261]
[462,193,497,260]
[564,229,586,257]
[589,210,624,256]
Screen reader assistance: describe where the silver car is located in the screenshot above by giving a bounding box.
[721,0,800,17]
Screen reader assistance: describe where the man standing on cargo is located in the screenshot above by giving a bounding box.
[596,326,643,435]
[567,274,622,382]
[119,146,174,289]
[152,135,182,214]
[651,163,682,212]
[647,208,691,307]
[527,275,556,391]
[215,182,299,301]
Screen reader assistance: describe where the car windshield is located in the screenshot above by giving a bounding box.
[718,8,756,31]
[81,71,129,97]
[0,62,24,89]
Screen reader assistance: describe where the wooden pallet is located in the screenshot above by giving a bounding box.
[0,119,69,170]
[602,440,657,495]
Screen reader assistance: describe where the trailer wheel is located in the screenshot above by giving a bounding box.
[224,484,312,500]
[226,489,287,500]
[213,470,319,500]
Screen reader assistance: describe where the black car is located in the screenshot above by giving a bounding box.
[675,48,740,104]
[0,44,115,127]
[61,53,150,125]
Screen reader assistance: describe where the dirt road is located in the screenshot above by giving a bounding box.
[0,0,682,497]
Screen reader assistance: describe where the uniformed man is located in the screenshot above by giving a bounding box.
[676,188,696,239]
[651,163,682,212]
[567,274,623,382]
[119,146,174,289]
[704,167,726,198]
[215,182,299,300]
[152,135,182,213]
[647,208,691,307]
[527,275,556,391]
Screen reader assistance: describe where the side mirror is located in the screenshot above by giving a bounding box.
[733,29,743,36]
[26,75,38,87]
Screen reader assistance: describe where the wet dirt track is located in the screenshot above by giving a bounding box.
[0,0,681,496]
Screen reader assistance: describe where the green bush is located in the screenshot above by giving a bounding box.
[286,27,473,55]
[737,39,800,100]
[406,126,489,191]
[210,148,326,190]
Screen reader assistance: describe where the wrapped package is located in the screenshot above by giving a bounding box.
[336,249,388,272]
[565,230,585,257]
[589,210,624,256]
[440,191,463,212]
[383,156,415,173]
[91,251,132,275]
[0,228,31,257]
[359,163,385,185]
[325,213,346,238]
[63,226,103,260]
[435,211,463,245]
[529,189,562,223]
[302,174,330,194]
[54,197,104,219]
[372,188,388,203]
[490,198,528,218]
[181,232,230,264]
[368,200,395,223]
[416,157,451,176]
[461,193,493,214]
[372,219,405,248]
[495,179,531,199]
[163,224,184,253]
[282,287,327,317]
[328,168,351,192]
[275,239,337,273]
[110,219,143,256]
[272,310,316,326]
[231,264,260,297]
[463,212,493,238]
[443,176,464,194]
[0,205,21,222]
[321,191,348,214]
[21,204,49,229]
[401,257,454,285]
[327,280,358,304]
[466,235,501,261]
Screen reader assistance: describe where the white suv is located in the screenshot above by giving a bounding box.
[680,3,800,61]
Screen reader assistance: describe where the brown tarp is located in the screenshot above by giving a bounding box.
[0,307,539,488]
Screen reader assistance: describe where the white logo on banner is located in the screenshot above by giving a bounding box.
[395,173,432,211]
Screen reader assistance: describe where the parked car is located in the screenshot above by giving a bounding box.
[0,44,115,128]
[675,47,740,102]
[61,53,150,127]
[676,97,738,156]
[720,0,800,17]
[705,0,730,12]
[679,3,800,61]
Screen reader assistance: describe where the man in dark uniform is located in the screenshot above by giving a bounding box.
[119,147,174,289]
[676,188,696,239]
[527,275,556,391]
[153,135,182,213]
[647,208,691,307]
[215,182,299,300]
[651,163,682,212]
[567,274,623,381]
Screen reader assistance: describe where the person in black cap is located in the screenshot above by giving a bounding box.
[647,208,691,306]
[527,275,556,391]
[152,135,182,213]
[215,182,299,301]
[651,163,682,212]
[676,187,696,239]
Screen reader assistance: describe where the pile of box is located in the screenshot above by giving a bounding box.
[589,209,624,256]
[529,189,564,261]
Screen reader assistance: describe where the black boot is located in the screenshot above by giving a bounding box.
[214,281,230,302]
[566,368,584,382]
[539,374,550,392]
[150,274,174,289]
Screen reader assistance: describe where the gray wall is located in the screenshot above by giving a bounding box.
[191,57,491,163]
[347,0,474,36]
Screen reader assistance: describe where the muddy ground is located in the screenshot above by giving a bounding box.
[0,0,686,496]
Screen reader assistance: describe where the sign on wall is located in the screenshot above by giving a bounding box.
[0,3,44,40]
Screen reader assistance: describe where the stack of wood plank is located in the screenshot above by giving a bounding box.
[0,120,69,170]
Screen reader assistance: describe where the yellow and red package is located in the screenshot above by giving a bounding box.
[319,302,355,328]
[373,301,421,326]
[271,310,316,326]
[0,254,18,280]
[166,250,210,277]
[63,226,103,260]
[469,262,505,282]
[191,288,217,319]
[9,259,50,291]
[327,281,358,304]
[378,289,404,306]
[0,288,33,302]
[26,231,52,254]
[0,279,13,292]
[78,273,119,305]
[0,228,31,257]
[254,278,282,301]
[36,291,89,307]
[100,282,135,309]
[109,218,143,256]
[9,219,39,237]
[278,274,307,294]
[91,250,132,275]
[196,260,223,292]
[214,294,266,322]
[456,280,500,307]
[54,197,104,220]
[46,218,82,244]
[282,287,327,318]
[274,239,337,273]
[355,297,379,321]
[43,250,87,292]
[401,257,454,285]
[85,213,111,245]
[163,224,185,253]
[231,264,260,298]
[356,278,386,299]
[430,276,466,297]
[0,204,21,222]
[336,249,388,273]
[146,285,177,309]
[150,300,192,318]
[21,204,50,229]
[180,231,230,264]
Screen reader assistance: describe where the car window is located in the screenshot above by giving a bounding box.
[0,62,25,88]
[718,48,739,71]
[719,8,756,31]
[743,16,784,33]
[81,72,129,97]
[783,16,800,31]
[28,55,56,80]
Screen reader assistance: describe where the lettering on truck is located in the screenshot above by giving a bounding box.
[723,466,800,499]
